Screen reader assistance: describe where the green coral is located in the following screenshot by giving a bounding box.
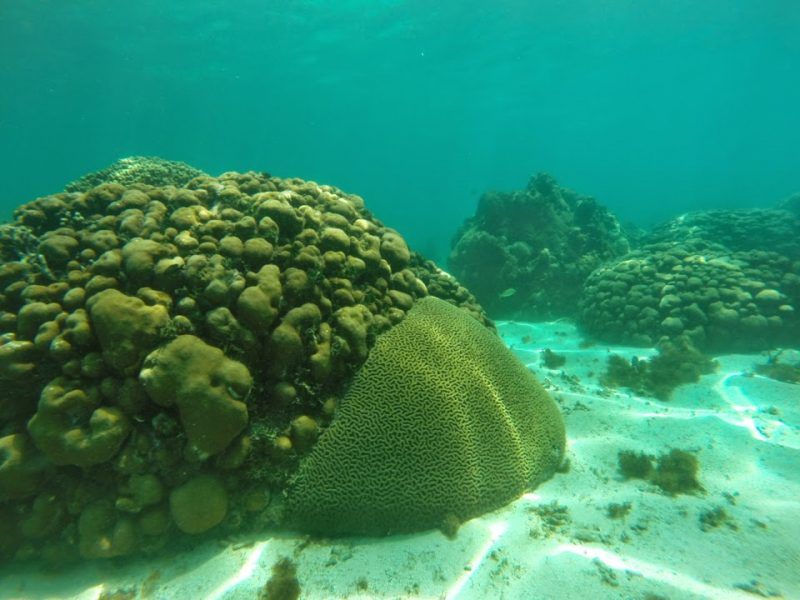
[236,264,282,333]
[0,433,49,501]
[267,303,322,376]
[0,339,44,419]
[286,296,565,535]
[168,474,228,534]
[140,335,252,456]
[87,288,170,375]
[27,376,131,467]
[379,230,411,271]
[78,500,137,559]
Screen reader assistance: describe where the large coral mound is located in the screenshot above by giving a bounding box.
[579,240,800,352]
[449,173,629,320]
[0,162,496,563]
[286,296,565,536]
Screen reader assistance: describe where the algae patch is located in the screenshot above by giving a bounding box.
[259,556,300,600]
[618,448,703,496]
[754,351,800,384]
[602,337,717,400]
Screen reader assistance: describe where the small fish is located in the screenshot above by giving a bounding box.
[499,287,517,298]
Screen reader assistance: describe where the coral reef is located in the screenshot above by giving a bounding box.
[140,335,251,455]
[646,208,800,260]
[169,474,228,534]
[65,156,207,193]
[579,240,800,352]
[448,173,629,320]
[0,160,540,564]
[285,296,565,535]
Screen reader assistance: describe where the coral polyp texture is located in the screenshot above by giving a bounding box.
[64,156,208,193]
[0,159,559,564]
[448,173,629,320]
[646,208,800,259]
[286,296,566,535]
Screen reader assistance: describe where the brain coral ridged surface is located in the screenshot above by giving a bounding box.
[287,295,566,536]
[0,162,494,563]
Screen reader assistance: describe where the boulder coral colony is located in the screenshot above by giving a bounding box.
[450,174,800,352]
[0,157,566,563]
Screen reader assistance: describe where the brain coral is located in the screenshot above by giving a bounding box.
[0,159,493,563]
[449,173,629,320]
[286,295,566,536]
[139,335,252,456]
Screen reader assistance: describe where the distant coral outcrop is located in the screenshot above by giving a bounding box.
[449,173,629,320]
[578,239,800,351]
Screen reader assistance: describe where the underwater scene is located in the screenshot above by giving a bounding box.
[0,2,798,599]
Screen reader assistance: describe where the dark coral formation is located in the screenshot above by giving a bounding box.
[64,156,207,193]
[448,173,629,320]
[579,240,800,352]
[0,162,560,564]
[646,208,800,260]
[285,296,565,535]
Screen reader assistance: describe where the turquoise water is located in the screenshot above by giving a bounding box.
[1,1,799,262]
[1,4,799,596]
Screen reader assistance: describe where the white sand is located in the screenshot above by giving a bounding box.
[2,320,798,600]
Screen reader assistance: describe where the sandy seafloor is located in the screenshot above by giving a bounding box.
[1,320,798,600]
